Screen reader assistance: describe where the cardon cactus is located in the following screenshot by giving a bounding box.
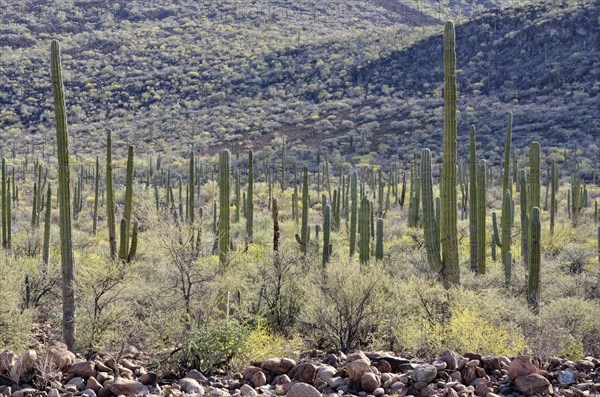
[476,160,486,274]
[219,149,231,267]
[295,166,309,254]
[322,204,331,267]
[118,146,135,261]
[51,40,76,350]
[528,207,541,314]
[375,218,384,260]
[246,150,254,241]
[349,171,358,257]
[359,195,370,266]
[439,21,460,287]
[469,125,478,272]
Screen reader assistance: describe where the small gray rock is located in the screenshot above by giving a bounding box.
[179,377,204,394]
[286,382,321,397]
[558,369,578,385]
[412,364,437,384]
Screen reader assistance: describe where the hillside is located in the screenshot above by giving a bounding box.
[0,0,598,172]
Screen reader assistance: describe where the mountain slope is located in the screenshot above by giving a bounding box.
[0,0,597,171]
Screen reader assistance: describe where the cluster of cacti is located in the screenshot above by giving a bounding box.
[349,171,358,257]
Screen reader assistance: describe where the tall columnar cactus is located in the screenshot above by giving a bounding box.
[106,130,117,259]
[118,146,135,261]
[189,150,195,224]
[92,156,99,236]
[234,170,240,223]
[43,183,52,270]
[375,218,384,261]
[519,169,528,266]
[246,150,254,242]
[218,149,231,267]
[51,40,76,350]
[502,112,513,197]
[550,160,558,235]
[476,160,486,274]
[570,168,583,225]
[295,166,309,254]
[322,204,331,267]
[2,158,6,248]
[272,198,280,253]
[528,207,541,314]
[529,142,541,214]
[421,149,442,273]
[440,20,460,287]
[469,125,478,272]
[349,171,358,257]
[359,195,370,266]
[493,189,513,287]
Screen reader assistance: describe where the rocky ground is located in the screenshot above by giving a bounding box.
[1,344,600,397]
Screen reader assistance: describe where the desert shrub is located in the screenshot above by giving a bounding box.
[0,256,34,351]
[301,259,389,352]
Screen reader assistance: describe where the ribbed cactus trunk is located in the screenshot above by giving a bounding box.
[42,182,52,270]
[295,166,309,254]
[322,204,331,267]
[476,160,486,274]
[502,112,513,197]
[51,40,76,351]
[349,171,358,257]
[359,195,370,266]
[519,169,528,267]
[375,218,384,261]
[246,150,254,242]
[92,156,99,236]
[440,21,460,287]
[529,142,541,214]
[1,158,6,248]
[501,190,512,287]
[106,130,117,260]
[218,149,231,268]
[421,149,442,273]
[469,126,478,272]
[189,150,195,224]
[528,207,541,314]
[550,160,557,236]
[118,146,134,261]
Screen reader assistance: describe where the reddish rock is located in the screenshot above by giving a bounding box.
[138,372,157,386]
[507,356,538,381]
[514,373,552,395]
[289,362,317,384]
[374,360,392,373]
[440,350,458,370]
[108,378,148,396]
[45,344,76,372]
[252,370,267,387]
[272,374,291,385]
[86,377,102,392]
[260,358,295,375]
[347,351,371,365]
[286,382,321,397]
[346,359,371,382]
[482,356,500,371]
[475,382,490,396]
[0,351,16,374]
[360,372,381,393]
[68,361,96,378]
[243,366,262,383]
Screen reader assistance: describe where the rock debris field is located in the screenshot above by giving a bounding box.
[1,345,600,397]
